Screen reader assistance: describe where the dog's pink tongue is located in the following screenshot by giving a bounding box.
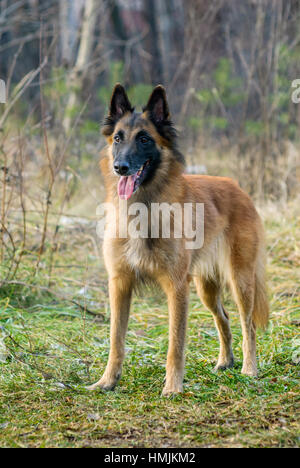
[118,175,137,200]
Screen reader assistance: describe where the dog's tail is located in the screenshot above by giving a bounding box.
[253,244,269,329]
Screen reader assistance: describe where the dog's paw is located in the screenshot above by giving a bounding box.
[87,373,121,392]
[214,354,234,372]
[241,367,258,377]
[214,359,234,372]
[162,384,183,397]
[86,381,116,392]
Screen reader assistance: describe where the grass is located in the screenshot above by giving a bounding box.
[0,201,299,448]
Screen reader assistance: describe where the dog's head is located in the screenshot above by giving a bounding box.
[102,84,184,200]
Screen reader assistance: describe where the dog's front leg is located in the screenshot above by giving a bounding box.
[160,276,189,396]
[88,275,133,391]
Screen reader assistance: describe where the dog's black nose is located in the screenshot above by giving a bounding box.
[114,161,130,175]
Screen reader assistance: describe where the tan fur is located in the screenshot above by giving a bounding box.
[89,109,269,395]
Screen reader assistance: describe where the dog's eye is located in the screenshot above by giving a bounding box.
[114,135,121,143]
[140,136,149,144]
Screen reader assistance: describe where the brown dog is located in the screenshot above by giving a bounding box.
[89,84,269,395]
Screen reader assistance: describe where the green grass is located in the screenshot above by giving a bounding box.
[0,204,299,448]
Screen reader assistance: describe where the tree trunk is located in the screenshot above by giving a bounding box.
[62,0,99,133]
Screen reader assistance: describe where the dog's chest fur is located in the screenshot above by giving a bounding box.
[124,237,180,274]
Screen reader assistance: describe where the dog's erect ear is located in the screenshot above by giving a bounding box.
[102,84,133,136]
[144,85,170,124]
[144,85,178,145]
[109,84,133,120]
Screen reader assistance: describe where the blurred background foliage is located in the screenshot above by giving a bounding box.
[0,0,299,198]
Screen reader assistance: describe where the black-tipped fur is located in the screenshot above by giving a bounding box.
[143,85,178,145]
[102,83,134,136]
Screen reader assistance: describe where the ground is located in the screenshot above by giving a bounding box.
[0,201,299,448]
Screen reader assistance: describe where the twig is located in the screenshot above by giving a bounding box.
[36,22,54,271]
[0,150,8,262]
[4,341,75,390]
[0,279,105,319]
[0,57,48,130]
[6,42,24,98]
[9,133,27,280]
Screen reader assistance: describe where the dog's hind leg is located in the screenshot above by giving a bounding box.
[194,276,234,370]
[230,266,257,377]
[88,273,133,391]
